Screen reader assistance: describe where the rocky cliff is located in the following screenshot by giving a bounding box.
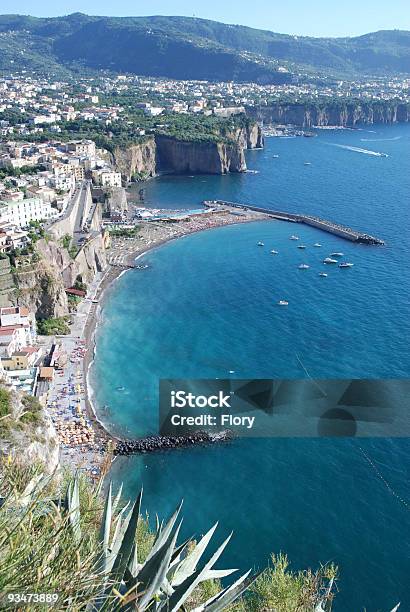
[10,257,69,319]
[7,232,107,319]
[0,387,60,474]
[110,122,264,178]
[156,135,247,174]
[38,234,108,288]
[111,137,156,181]
[248,102,410,127]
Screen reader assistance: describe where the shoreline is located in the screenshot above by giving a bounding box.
[80,209,273,455]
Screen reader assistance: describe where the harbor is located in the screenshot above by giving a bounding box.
[203,200,385,245]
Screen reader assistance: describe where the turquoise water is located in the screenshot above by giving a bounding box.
[91,125,410,610]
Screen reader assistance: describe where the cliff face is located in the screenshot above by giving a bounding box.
[246,122,264,148]
[0,388,60,474]
[37,234,108,289]
[112,137,156,181]
[110,123,263,178]
[10,257,69,319]
[8,232,107,320]
[249,102,410,127]
[156,135,247,174]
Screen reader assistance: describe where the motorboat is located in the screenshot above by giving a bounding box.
[278,300,289,306]
[331,252,344,257]
[314,243,322,247]
[339,262,354,268]
[298,264,310,269]
[270,249,279,254]
[290,235,299,240]
[257,241,265,246]
[272,154,280,158]
[319,272,328,277]
[297,245,306,249]
[304,162,312,165]
[323,257,338,264]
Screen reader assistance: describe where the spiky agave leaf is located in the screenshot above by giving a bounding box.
[136,520,183,610]
[171,523,218,586]
[194,570,260,612]
[146,501,183,564]
[65,476,81,544]
[112,482,123,515]
[160,532,234,612]
[99,482,112,558]
[110,489,142,581]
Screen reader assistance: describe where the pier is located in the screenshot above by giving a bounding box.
[203,200,385,245]
[111,430,232,455]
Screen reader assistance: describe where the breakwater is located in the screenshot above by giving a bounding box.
[204,200,385,245]
[112,430,232,455]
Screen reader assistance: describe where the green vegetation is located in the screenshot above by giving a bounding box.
[36,316,70,336]
[0,164,47,180]
[0,463,340,611]
[0,387,11,421]
[1,14,410,81]
[61,234,72,250]
[73,275,87,293]
[109,226,141,238]
[9,112,253,151]
[0,388,44,433]
[20,395,43,425]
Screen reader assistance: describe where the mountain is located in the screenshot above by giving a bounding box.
[0,13,409,81]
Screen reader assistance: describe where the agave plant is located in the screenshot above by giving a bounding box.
[62,477,258,611]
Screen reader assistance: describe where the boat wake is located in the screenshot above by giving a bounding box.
[360,136,401,142]
[328,143,388,157]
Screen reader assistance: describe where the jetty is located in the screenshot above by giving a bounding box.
[111,431,232,456]
[203,200,385,245]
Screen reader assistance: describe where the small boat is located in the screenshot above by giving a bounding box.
[116,387,126,392]
[331,252,344,257]
[319,272,328,277]
[257,241,265,246]
[304,162,312,166]
[290,235,299,240]
[270,249,279,254]
[278,300,289,306]
[297,245,306,249]
[272,154,280,158]
[135,264,149,270]
[298,264,310,269]
[314,243,322,247]
[339,262,354,268]
[323,257,338,264]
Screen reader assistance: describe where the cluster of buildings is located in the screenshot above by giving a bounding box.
[0,77,121,138]
[0,138,123,245]
[102,73,410,113]
[0,306,41,394]
[1,73,410,135]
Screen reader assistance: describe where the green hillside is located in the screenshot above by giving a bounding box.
[0,13,409,80]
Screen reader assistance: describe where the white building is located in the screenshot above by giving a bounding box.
[92,169,122,188]
[0,197,57,228]
[66,140,96,157]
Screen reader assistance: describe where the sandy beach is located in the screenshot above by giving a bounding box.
[45,208,272,474]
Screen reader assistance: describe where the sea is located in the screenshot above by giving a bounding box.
[90,125,410,610]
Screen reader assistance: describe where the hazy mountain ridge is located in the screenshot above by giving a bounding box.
[0,13,409,80]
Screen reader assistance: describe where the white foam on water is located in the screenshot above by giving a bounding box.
[327,143,389,157]
[360,136,402,142]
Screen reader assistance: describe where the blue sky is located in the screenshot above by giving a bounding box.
[1,0,409,37]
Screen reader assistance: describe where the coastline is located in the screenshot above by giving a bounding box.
[81,209,273,455]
